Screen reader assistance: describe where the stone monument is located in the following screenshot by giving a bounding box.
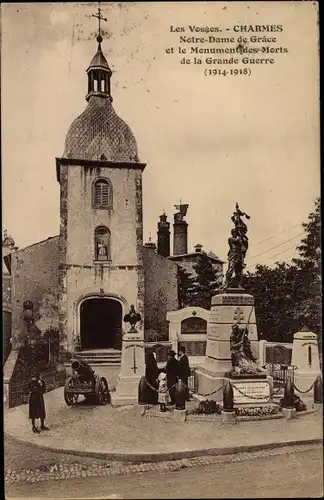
[291,326,321,393]
[111,305,145,406]
[196,203,271,402]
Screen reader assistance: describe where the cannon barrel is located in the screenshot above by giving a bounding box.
[71,359,95,381]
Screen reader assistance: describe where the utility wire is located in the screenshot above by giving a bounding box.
[254,222,301,247]
[246,245,299,270]
[247,232,303,262]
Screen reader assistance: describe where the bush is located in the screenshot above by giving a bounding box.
[191,399,222,415]
[279,394,307,412]
[235,405,279,417]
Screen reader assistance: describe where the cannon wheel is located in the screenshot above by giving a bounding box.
[95,376,109,405]
[64,376,79,406]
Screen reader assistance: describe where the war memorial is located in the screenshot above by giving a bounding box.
[3,3,322,498]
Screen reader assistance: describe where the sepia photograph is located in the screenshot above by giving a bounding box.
[2,1,322,499]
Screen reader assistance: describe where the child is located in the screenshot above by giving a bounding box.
[28,369,50,433]
[158,371,169,412]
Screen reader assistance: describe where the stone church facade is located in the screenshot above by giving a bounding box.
[7,38,179,358]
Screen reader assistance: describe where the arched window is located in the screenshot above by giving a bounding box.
[92,178,113,209]
[94,226,111,261]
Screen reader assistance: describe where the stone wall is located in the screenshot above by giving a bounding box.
[3,310,12,363]
[11,236,60,347]
[142,248,179,341]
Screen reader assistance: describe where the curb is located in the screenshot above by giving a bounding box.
[4,432,322,464]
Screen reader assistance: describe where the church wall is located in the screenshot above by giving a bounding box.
[65,266,139,344]
[11,236,60,346]
[143,247,178,340]
[59,163,145,346]
[66,165,139,265]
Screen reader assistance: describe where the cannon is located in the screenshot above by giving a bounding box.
[64,359,110,406]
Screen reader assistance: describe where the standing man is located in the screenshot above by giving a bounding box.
[165,350,179,405]
[178,346,191,401]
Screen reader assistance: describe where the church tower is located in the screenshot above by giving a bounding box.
[56,12,146,396]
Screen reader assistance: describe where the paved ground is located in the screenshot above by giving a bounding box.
[5,443,323,499]
[4,387,322,461]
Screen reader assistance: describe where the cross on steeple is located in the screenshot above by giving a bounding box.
[92,1,107,42]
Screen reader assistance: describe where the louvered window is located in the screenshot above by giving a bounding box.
[93,179,112,209]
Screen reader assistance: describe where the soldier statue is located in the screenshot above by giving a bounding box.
[229,323,259,375]
[224,203,250,288]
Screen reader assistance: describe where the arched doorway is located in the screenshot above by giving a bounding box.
[80,298,122,350]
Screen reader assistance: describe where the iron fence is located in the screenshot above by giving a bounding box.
[263,363,296,388]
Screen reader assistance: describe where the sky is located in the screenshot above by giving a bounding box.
[1,2,320,269]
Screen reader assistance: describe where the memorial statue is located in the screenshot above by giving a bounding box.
[229,323,260,375]
[224,202,250,288]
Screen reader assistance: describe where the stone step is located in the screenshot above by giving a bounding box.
[78,349,121,356]
[73,349,122,367]
[81,359,121,365]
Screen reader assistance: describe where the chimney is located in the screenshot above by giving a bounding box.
[173,203,189,256]
[194,244,203,253]
[144,236,157,252]
[157,213,170,257]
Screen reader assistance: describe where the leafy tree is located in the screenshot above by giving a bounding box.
[242,263,303,342]
[292,198,321,348]
[293,198,321,271]
[191,252,221,309]
[242,198,321,345]
[177,265,196,308]
[145,288,169,341]
[36,290,61,361]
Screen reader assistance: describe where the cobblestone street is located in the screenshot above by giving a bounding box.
[5,441,323,498]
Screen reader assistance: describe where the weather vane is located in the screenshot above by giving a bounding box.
[92,1,107,42]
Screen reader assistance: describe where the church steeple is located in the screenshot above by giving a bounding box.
[85,4,112,102]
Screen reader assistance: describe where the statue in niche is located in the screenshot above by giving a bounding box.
[98,240,107,257]
[95,231,109,261]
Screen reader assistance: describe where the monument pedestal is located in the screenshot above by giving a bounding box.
[196,289,260,400]
[291,329,321,394]
[110,331,145,406]
[225,373,272,408]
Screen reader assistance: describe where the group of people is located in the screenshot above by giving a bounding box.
[145,347,191,412]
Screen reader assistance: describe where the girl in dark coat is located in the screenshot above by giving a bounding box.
[28,370,49,433]
[144,352,159,404]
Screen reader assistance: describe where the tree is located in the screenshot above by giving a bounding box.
[177,265,196,308]
[292,198,321,347]
[293,197,321,271]
[145,288,169,342]
[242,198,321,344]
[242,263,303,342]
[191,252,221,309]
[36,290,61,361]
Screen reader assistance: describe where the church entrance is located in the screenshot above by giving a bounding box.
[80,298,122,350]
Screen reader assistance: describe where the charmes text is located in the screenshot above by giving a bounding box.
[170,25,283,33]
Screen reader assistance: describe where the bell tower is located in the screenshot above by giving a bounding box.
[56,4,146,403]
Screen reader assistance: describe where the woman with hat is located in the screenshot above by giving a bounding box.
[165,350,179,405]
[144,351,159,404]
